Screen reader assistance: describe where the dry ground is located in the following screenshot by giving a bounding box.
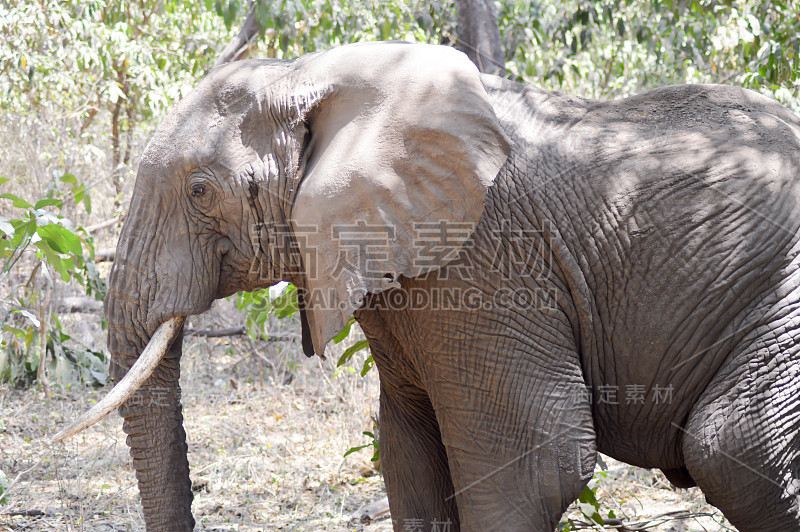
[1,303,734,531]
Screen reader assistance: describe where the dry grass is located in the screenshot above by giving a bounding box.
[1,302,732,531]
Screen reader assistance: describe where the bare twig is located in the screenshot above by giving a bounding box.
[85,218,118,233]
[185,326,298,342]
[36,268,52,396]
[0,509,45,517]
[186,326,248,337]
[93,248,115,262]
[2,457,48,502]
[54,296,103,314]
[358,496,390,523]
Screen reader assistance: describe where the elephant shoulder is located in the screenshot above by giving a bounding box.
[480,75,597,146]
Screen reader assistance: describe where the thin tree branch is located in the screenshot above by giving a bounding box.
[185,326,298,342]
[85,218,119,233]
[93,248,116,262]
[54,296,103,314]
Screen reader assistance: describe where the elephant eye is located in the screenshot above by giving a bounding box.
[191,183,207,198]
[188,174,216,205]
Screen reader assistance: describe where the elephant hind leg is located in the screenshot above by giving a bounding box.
[682,329,800,531]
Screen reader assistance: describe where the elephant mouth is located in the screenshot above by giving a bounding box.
[52,316,186,441]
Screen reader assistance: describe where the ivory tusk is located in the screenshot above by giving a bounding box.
[52,316,185,442]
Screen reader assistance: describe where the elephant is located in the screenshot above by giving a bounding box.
[55,42,800,531]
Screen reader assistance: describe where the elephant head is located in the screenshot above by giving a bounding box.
[55,42,509,529]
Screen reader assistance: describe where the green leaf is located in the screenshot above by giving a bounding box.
[255,1,271,34]
[36,224,83,256]
[34,198,63,210]
[11,309,39,328]
[577,502,602,523]
[0,217,14,237]
[272,284,298,318]
[360,353,374,376]
[0,193,33,209]
[343,442,372,458]
[223,0,237,29]
[236,291,253,311]
[336,339,369,367]
[3,325,28,338]
[0,177,9,187]
[577,485,604,524]
[82,193,92,214]
[344,430,378,459]
[381,20,392,39]
[332,316,355,343]
[8,217,35,249]
[578,485,599,506]
[36,245,71,281]
[268,281,290,301]
[72,183,86,203]
[109,82,127,103]
[59,173,77,185]
[0,469,8,503]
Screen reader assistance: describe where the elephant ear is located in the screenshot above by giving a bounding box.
[289,42,510,356]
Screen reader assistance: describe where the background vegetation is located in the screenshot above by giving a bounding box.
[0,0,798,529]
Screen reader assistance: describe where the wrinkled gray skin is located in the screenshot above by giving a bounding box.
[104,42,800,531]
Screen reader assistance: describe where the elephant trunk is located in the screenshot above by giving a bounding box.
[105,288,195,530]
[121,404,193,530]
[98,190,196,530]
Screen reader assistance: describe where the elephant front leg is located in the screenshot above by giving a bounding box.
[357,308,460,531]
[426,335,597,531]
[379,385,460,531]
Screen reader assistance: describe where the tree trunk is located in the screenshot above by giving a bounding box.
[454,0,506,75]
[215,1,507,75]
[214,1,260,68]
